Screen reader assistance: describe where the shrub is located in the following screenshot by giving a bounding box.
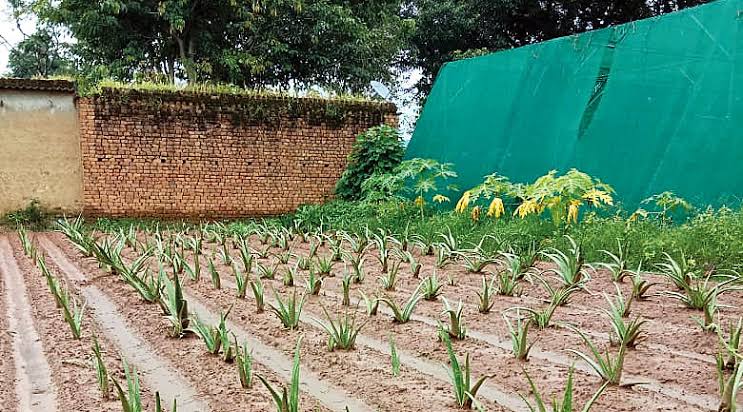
[334,125,404,201]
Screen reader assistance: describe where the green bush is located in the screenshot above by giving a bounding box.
[334,125,404,201]
[2,200,49,230]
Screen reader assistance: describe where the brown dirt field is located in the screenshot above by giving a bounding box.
[47,232,335,412]
[42,228,743,411]
[6,234,157,411]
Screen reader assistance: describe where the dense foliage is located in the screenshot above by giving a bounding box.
[334,126,405,201]
[9,0,412,91]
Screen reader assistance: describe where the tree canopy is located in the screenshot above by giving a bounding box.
[6,0,711,95]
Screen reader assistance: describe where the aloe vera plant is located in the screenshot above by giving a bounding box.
[315,305,367,351]
[283,265,298,287]
[541,236,591,287]
[379,289,423,324]
[236,339,254,388]
[598,239,631,282]
[315,255,336,276]
[420,273,444,301]
[232,262,249,298]
[503,310,535,360]
[603,286,645,347]
[440,298,467,340]
[629,262,656,300]
[441,332,492,409]
[305,269,323,295]
[717,350,743,412]
[207,257,221,289]
[250,278,265,313]
[341,272,353,306]
[718,318,743,371]
[458,251,496,274]
[566,326,626,385]
[520,366,608,412]
[656,251,694,290]
[184,251,201,281]
[91,335,110,399]
[258,336,303,412]
[113,359,143,412]
[56,285,86,339]
[256,262,278,280]
[476,275,496,314]
[160,274,189,337]
[269,290,305,330]
[378,260,401,291]
[360,290,380,316]
[154,392,177,412]
[389,335,401,376]
[190,314,220,354]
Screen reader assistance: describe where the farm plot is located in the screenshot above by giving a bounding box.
[4,218,743,412]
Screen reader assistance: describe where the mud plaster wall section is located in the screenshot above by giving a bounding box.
[78,88,398,218]
[0,80,82,215]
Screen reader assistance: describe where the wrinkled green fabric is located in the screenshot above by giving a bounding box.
[407,0,743,208]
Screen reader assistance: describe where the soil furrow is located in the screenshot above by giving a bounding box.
[0,235,58,411]
[214,277,518,411]
[0,233,19,411]
[47,233,333,412]
[37,235,209,412]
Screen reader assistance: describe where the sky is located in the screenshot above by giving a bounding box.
[0,0,420,136]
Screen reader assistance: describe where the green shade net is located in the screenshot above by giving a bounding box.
[406,0,743,208]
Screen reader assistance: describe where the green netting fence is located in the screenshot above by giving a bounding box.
[406,0,743,208]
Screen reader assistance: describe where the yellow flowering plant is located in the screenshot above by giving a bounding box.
[455,173,514,219]
[512,169,614,225]
[456,169,614,225]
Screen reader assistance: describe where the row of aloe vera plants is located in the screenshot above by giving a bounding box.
[57,216,743,411]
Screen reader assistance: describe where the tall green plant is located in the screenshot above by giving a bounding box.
[335,125,404,201]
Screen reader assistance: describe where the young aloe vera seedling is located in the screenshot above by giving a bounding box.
[283,264,298,287]
[476,275,497,314]
[718,318,743,371]
[315,305,367,351]
[378,260,401,291]
[566,325,626,385]
[629,262,656,300]
[360,290,380,316]
[207,257,221,289]
[258,336,303,412]
[540,236,591,287]
[441,332,492,409]
[189,314,220,354]
[503,310,535,360]
[305,269,323,296]
[316,255,336,276]
[160,273,189,337]
[420,273,444,301]
[232,261,249,299]
[184,251,200,281]
[256,262,278,280]
[250,278,265,313]
[236,339,254,389]
[597,239,631,282]
[717,350,743,412]
[389,335,401,377]
[154,392,177,412]
[379,288,423,324]
[112,359,143,412]
[341,271,353,306]
[56,285,86,339]
[440,298,467,340]
[520,366,608,412]
[268,289,305,330]
[91,335,109,399]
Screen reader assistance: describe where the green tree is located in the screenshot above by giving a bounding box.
[7,26,74,77]
[24,0,411,90]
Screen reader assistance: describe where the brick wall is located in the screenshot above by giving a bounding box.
[78,88,397,218]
